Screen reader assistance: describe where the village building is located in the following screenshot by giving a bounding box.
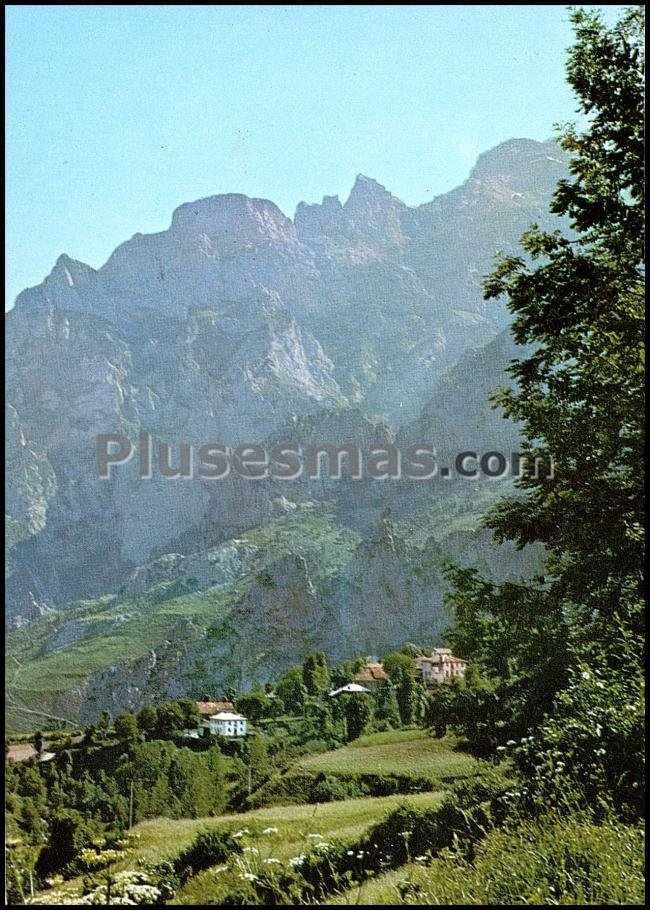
[206,711,248,737]
[184,698,247,738]
[354,661,389,687]
[328,682,371,697]
[196,697,235,718]
[415,649,467,684]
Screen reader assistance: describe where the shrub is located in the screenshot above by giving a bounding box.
[310,774,360,803]
[245,771,317,808]
[509,664,645,822]
[298,770,513,901]
[393,815,645,905]
[173,829,242,881]
[76,868,175,904]
[35,809,96,879]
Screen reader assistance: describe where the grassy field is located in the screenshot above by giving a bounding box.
[325,815,647,906]
[174,791,445,904]
[297,728,479,783]
[326,861,429,905]
[32,791,444,905]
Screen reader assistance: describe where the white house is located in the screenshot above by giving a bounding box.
[206,711,248,737]
[328,682,370,697]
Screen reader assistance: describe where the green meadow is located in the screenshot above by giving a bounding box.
[297,728,479,782]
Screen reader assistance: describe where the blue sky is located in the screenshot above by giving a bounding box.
[6,4,623,308]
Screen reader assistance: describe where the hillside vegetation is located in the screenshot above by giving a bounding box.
[297,728,477,780]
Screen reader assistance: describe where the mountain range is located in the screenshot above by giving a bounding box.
[5,138,567,729]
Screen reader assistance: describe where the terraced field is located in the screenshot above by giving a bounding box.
[297,728,479,782]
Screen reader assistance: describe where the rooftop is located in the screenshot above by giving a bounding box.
[197,699,235,716]
[354,662,389,683]
[328,682,370,697]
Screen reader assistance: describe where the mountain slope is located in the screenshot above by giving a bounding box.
[5,139,565,725]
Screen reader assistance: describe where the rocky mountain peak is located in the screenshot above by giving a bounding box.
[294,194,344,241]
[468,138,569,193]
[345,174,400,208]
[12,254,95,313]
[169,192,297,245]
[47,254,94,288]
[343,174,407,243]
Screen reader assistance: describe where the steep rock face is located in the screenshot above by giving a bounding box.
[400,329,526,462]
[6,138,568,632]
[5,406,57,538]
[333,518,449,657]
[6,502,543,728]
[78,623,206,724]
[295,175,408,248]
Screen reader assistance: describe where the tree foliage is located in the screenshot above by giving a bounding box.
[447,6,644,815]
[344,693,374,741]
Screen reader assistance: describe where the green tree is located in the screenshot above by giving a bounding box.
[305,700,336,741]
[301,651,331,696]
[82,723,97,748]
[448,7,644,814]
[344,693,374,741]
[236,689,273,723]
[392,666,422,727]
[20,798,48,843]
[301,652,330,696]
[423,682,457,739]
[34,809,94,879]
[382,650,416,680]
[481,3,644,663]
[114,712,140,748]
[245,735,272,790]
[382,650,423,726]
[5,850,26,905]
[177,698,201,730]
[276,667,308,714]
[33,730,44,757]
[154,702,186,740]
[136,705,158,739]
[373,680,401,729]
